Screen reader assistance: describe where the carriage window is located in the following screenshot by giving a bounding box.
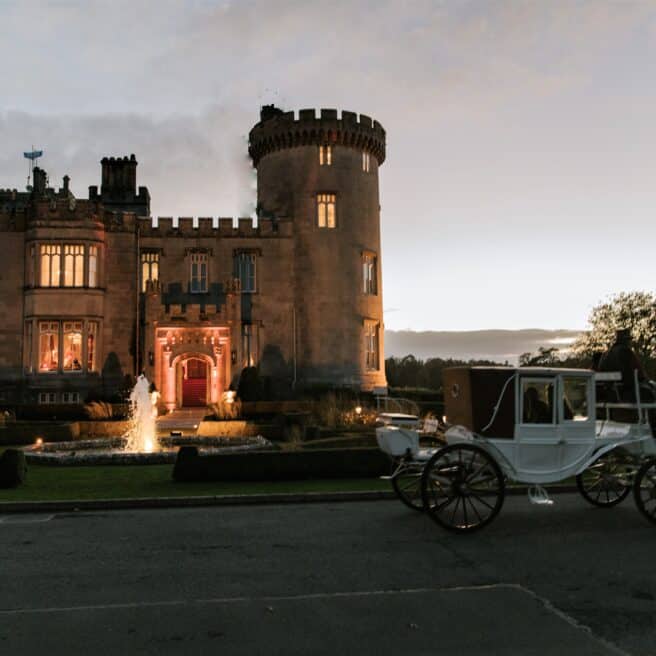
[562,377,589,421]
[521,381,554,424]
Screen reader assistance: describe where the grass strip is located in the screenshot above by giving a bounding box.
[0,463,389,502]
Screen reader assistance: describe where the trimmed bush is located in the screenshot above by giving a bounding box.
[0,449,27,488]
[237,367,262,402]
[15,404,88,421]
[172,447,389,482]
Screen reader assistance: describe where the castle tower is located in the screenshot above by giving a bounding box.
[249,106,387,390]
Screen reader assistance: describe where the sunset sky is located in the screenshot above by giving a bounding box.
[1,0,655,332]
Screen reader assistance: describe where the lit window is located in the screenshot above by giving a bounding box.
[141,252,159,292]
[40,244,61,287]
[235,253,257,293]
[190,253,208,293]
[87,321,98,372]
[363,253,377,295]
[88,246,99,288]
[242,324,258,368]
[365,323,379,370]
[39,321,60,372]
[362,151,371,172]
[317,193,336,228]
[64,245,85,287]
[319,145,332,166]
[62,321,83,371]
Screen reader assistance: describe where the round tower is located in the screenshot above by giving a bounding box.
[249,106,387,391]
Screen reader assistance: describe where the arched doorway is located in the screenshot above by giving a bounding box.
[181,357,208,407]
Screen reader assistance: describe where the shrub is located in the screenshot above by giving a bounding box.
[237,367,262,402]
[208,398,242,420]
[14,404,87,421]
[83,401,114,420]
[0,449,27,488]
[172,448,388,482]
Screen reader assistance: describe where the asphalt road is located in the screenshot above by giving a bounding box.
[0,494,654,655]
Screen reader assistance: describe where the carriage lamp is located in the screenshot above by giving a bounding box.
[355,406,362,415]
[35,437,44,448]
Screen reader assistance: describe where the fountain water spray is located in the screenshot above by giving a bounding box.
[125,374,159,452]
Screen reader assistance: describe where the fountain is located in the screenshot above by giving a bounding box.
[124,374,159,453]
[22,374,272,465]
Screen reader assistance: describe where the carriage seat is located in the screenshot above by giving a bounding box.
[376,425,420,457]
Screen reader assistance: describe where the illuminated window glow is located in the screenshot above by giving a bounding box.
[89,246,99,287]
[319,145,332,166]
[39,321,60,372]
[40,244,61,287]
[141,252,159,292]
[63,321,83,371]
[317,193,336,228]
[64,245,84,287]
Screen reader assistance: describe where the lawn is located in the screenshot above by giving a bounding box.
[0,462,389,502]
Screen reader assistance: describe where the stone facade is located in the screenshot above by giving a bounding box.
[0,106,387,408]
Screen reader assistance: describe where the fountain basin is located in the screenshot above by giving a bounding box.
[24,435,273,466]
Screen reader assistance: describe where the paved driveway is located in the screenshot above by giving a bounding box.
[0,494,653,655]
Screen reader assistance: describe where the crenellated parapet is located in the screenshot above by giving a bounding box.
[137,216,292,238]
[248,106,386,166]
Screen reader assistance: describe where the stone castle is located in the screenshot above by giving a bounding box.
[0,106,387,408]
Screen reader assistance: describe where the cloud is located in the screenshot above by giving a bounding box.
[2,0,656,330]
[0,106,257,218]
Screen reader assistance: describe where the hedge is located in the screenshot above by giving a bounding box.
[0,449,27,488]
[173,447,389,482]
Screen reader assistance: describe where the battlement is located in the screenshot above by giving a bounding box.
[138,215,291,238]
[248,106,386,166]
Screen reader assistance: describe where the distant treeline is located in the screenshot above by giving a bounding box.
[385,355,501,391]
[385,349,591,392]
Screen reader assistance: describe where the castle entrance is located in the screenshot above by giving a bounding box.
[181,357,208,407]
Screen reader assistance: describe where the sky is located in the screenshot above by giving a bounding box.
[1,0,655,333]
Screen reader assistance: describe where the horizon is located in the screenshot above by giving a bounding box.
[2,1,655,332]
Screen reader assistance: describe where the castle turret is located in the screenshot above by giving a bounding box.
[249,106,387,390]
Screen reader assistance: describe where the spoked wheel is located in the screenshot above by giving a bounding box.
[634,458,656,525]
[420,443,505,533]
[576,449,633,508]
[391,466,424,512]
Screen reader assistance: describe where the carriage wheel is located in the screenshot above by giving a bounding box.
[420,443,504,533]
[392,467,424,512]
[576,449,632,508]
[633,458,656,525]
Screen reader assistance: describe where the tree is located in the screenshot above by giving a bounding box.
[519,346,560,367]
[573,291,656,374]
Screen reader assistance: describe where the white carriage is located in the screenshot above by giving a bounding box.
[376,366,656,532]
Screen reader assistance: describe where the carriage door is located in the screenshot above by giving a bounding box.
[559,374,594,471]
[517,377,561,476]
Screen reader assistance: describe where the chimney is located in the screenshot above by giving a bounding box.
[32,167,47,194]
